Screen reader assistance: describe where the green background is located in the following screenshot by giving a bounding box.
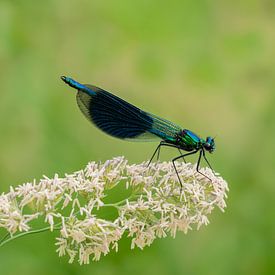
[0,1,274,274]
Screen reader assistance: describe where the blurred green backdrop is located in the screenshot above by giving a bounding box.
[0,0,274,274]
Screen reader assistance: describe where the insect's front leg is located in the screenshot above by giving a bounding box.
[202,149,213,171]
[196,150,212,181]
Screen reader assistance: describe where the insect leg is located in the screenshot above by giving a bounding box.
[202,149,213,171]
[148,142,181,166]
[196,150,212,181]
[147,142,163,167]
[172,150,199,188]
[172,160,183,189]
[172,150,199,162]
[156,141,165,160]
[156,142,186,161]
[177,148,186,163]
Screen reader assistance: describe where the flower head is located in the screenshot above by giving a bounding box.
[0,157,228,264]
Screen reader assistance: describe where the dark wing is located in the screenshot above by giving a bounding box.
[76,84,182,142]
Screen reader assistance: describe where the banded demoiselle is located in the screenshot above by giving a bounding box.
[61,76,215,187]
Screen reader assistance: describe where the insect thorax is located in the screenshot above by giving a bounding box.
[176,129,202,151]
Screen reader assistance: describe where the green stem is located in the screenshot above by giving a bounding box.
[0,232,10,244]
[102,194,142,209]
[0,226,61,248]
[113,194,141,206]
[103,204,120,209]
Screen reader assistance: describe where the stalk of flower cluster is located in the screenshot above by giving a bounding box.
[0,157,228,264]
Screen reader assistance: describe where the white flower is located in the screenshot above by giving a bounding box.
[0,156,228,264]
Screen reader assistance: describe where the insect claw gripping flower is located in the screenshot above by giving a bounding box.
[0,157,228,264]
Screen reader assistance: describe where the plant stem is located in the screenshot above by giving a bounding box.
[0,226,61,248]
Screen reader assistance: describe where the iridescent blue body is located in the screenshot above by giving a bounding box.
[61,76,215,186]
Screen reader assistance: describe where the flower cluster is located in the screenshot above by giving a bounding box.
[0,157,228,264]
